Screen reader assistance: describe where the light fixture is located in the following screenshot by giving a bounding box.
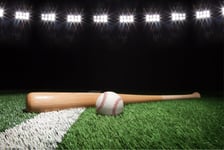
[171,12,186,21]
[93,14,108,23]
[41,13,56,22]
[15,11,30,20]
[119,15,134,23]
[67,14,82,23]
[145,14,160,23]
[196,10,210,19]
[0,8,4,18]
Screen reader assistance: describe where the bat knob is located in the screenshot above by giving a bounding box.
[192,92,201,98]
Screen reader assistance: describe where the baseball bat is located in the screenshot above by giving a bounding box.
[26,92,200,112]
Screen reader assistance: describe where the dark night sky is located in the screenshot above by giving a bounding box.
[0,0,223,92]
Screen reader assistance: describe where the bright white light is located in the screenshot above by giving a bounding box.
[93,15,108,23]
[196,10,210,19]
[222,7,224,16]
[119,15,134,23]
[41,13,56,22]
[15,11,30,20]
[171,12,186,21]
[67,15,82,23]
[0,8,4,18]
[145,14,160,23]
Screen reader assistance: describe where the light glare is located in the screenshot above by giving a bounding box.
[15,11,30,20]
[222,7,224,16]
[41,13,56,22]
[145,14,160,23]
[67,15,82,23]
[0,8,4,18]
[93,15,108,23]
[171,12,186,21]
[119,15,134,23]
[196,10,210,19]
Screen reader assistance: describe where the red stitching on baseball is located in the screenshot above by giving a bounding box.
[97,92,107,112]
[112,98,122,115]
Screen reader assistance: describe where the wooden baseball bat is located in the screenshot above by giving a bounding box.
[26,92,201,112]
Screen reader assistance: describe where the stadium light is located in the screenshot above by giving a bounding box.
[0,8,4,18]
[15,11,30,20]
[119,15,134,23]
[222,7,224,16]
[145,14,160,23]
[93,14,108,23]
[41,13,56,22]
[67,14,82,23]
[171,12,186,21]
[196,10,210,19]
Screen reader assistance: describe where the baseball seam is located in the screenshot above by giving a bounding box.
[96,92,107,112]
[112,98,122,115]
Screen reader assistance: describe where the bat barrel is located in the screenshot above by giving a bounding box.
[26,92,100,112]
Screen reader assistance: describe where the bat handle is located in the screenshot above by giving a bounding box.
[120,92,201,103]
[162,92,201,100]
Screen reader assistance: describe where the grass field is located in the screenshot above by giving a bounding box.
[0,93,223,149]
[58,97,224,149]
[0,93,36,132]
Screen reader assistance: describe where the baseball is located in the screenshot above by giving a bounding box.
[96,91,124,116]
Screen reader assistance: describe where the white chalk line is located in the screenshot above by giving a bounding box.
[0,108,86,149]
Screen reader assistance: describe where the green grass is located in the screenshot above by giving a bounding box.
[0,93,223,149]
[0,93,36,132]
[58,97,224,149]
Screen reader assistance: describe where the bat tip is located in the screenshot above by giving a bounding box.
[26,92,34,112]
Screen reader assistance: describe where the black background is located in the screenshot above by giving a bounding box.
[0,0,223,93]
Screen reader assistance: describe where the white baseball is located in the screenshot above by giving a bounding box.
[96,91,124,115]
